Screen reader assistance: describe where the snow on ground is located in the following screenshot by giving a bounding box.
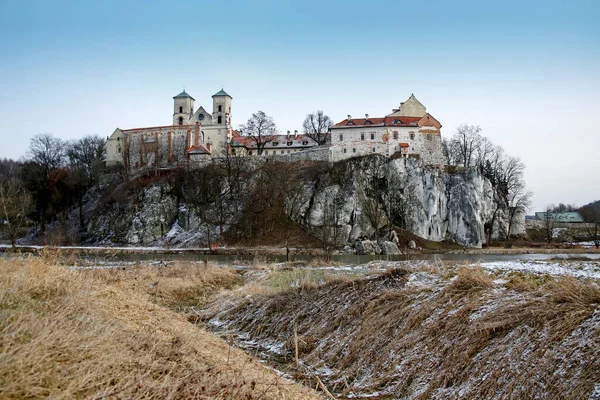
[0,244,211,252]
[478,260,600,279]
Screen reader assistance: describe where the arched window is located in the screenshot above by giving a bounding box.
[179,106,183,113]
[178,117,183,125]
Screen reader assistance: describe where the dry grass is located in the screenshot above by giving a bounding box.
[239,267,358,296]
[207,265,600,399]
[445,266,494,294]
[0,254,320,399]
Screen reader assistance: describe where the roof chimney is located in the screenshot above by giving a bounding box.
[365,114,369,119]
[347,114,351,120]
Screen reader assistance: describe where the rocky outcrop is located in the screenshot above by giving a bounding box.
[85,155,519,248]
[301,156,515,248]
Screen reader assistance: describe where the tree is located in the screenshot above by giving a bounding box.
[579,200,600,248]
[302,110,332,145]
[28,133,65,176]
[66,135,105,186]
[447,124,482,167]
[240,111,277,155]
[541,205,557,243]
[503,180,532,246]
[0,161,32,247]
[184,165,226,251]
[25,134,65,234]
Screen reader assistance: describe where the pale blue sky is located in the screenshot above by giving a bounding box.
[1,0,599,210]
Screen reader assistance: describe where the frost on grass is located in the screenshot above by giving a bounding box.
[203,264,600,399]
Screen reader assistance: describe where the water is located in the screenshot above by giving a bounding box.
[54,250,600,266]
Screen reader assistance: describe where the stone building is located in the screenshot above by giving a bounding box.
[229,130,318,156]
[329,94,444,165]
[106,89,233,170]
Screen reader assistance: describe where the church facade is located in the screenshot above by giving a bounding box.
[105,90,445,173]
[106,89,233,170]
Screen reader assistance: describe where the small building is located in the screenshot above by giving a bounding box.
[535,212,584,223]
[329,94,444,165]
[230,130,318,156]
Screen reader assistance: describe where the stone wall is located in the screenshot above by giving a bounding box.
[329,126,444,165]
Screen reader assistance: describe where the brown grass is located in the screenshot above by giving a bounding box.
[207,265,600,399]
[0,254,320,399]
[445,266,494,294]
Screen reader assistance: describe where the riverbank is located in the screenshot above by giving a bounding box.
[0,255,320,399]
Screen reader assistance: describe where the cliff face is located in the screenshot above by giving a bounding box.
[300,156,508,248]
[87,156,519,248]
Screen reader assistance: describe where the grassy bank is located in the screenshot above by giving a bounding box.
[202,264,600,399]
[0,253,320,399]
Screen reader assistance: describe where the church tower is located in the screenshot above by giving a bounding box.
[173,90,195,125]
[212,89,232,126]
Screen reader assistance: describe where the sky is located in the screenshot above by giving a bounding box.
[0,0,598,211]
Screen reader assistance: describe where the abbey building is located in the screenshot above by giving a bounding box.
[105,89,445,172]
[106,89,233,170]
[329,94,444,165]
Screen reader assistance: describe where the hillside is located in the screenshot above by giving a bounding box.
[36,155,520,249]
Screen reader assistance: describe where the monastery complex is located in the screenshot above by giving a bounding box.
[106,89,444,171]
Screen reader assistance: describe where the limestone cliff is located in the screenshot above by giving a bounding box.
[86,155,520,248]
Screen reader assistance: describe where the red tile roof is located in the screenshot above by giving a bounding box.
[333,116,423,128]
[187,144,211,155]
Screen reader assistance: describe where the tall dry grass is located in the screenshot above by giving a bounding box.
[0,254,320,399]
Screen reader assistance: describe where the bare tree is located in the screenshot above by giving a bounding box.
[541,205,557,243]
[28,133,65,176]
[447,124,482,167]
[302,110,332,145]
[503,180,532,246]
[579,200,600,248]
[66,135,105,186]
[0,162,32,247]
[240,111,277,155]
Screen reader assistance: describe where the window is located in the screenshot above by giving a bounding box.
[179,106,183,113]
[393,131,398,140]
[361,133,365,140]
[372,147,376,153]
[409,133,415,140]
[370,133,375,140]
[343,148,347,153]
[353,148,356,153]
[287,141,293,146]
[218,116,222,124]
[178,117,183,125]
[426,133,432,141]
[218,105,222,112]
[339,134,343,141]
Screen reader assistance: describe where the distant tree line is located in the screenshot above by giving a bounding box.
[0,133,105,246]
